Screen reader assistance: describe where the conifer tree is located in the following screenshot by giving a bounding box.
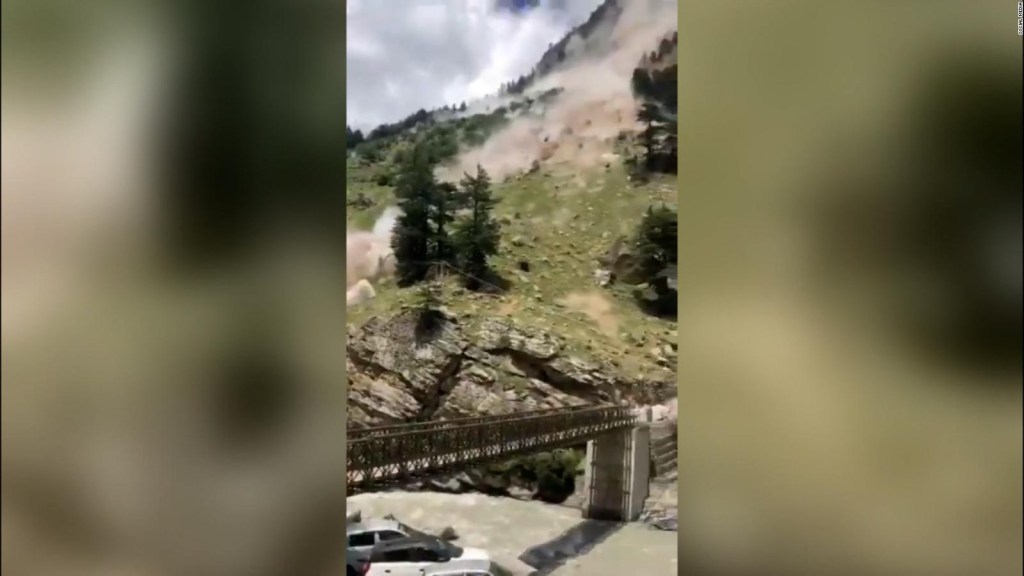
[415,278,443,312]
[431,181,460,267]
[452,165,501,287]
[637,102,660,172]
[412,279,447,338]
[391,143,436,285]
[391,142,463,285]
[633,204,678,279]
[630,204,678,317]
[631,68,653,98]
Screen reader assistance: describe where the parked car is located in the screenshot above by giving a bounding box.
[364,535,493,576]
[347,552,370,576]
[425,564,515,576]
[347,518,419,576]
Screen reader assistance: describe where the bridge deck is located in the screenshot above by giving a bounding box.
[346,405,636,494]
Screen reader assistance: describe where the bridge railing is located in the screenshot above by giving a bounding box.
[346,405,608,439]
[347,404,636,494]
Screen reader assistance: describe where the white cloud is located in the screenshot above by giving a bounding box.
[345,0,602,132]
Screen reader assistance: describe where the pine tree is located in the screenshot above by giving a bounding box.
[633,204,678,279]
[391,143,437,285]
[392,142,463,285]
[453,165,501,288]
[658,37,673,58]
[660,113,678,173]
[345,126,365,149]
[431,181,460,267]
[631,68,652,98]
[632,205,678,317]
[637,102,660,172]
[412,279,447,339]
[414,278,443,312]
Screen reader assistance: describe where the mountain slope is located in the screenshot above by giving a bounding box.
[346,0,679,415]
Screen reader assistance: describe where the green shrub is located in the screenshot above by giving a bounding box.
[485,448,585,504]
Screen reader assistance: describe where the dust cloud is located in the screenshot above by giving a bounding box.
[346,206,400,305]
[440,0,678,182]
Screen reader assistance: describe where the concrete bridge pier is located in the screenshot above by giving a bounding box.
[581,411,652,522]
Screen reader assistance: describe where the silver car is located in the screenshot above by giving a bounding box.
[347,518,417,575]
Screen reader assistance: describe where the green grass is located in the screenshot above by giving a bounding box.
[347,152,677,377]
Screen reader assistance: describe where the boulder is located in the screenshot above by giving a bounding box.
[346,279,376,307]
[598,235,647,284]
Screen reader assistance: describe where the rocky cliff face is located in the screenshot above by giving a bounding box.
[347,308,676,426]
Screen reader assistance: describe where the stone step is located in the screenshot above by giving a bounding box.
[643,482,678,512]
[651,434,675,448]
[651,431,676,444]
[654,449,676,464]
[644,494,677,511]
[653,447,676,462]
[653,456,677,474]
[651,446,675,473]
[644,485,667,502]
[655,440,679,459]
[649,424,677,440]
[649,490,677,509]
[652,437,676,452]
[652,442,677,461]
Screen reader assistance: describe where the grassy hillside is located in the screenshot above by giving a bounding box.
[347,153,677,378]
[346,5,679,379]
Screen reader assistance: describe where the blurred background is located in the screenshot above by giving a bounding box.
[678,2,1021,576]
[1,1,1020,576]
[3,0,349,575]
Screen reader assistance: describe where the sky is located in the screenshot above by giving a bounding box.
[345,0,603,132]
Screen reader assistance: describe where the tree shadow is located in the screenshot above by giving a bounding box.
[413,308,447,343]
[462,267,512,294]
[518,519,626,575]
[634,284,677,320]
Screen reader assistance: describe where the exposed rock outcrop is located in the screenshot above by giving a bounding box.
[346,309,676,427]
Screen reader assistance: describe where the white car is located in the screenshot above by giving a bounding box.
[347,518,420,575]
[365,535,494,576]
